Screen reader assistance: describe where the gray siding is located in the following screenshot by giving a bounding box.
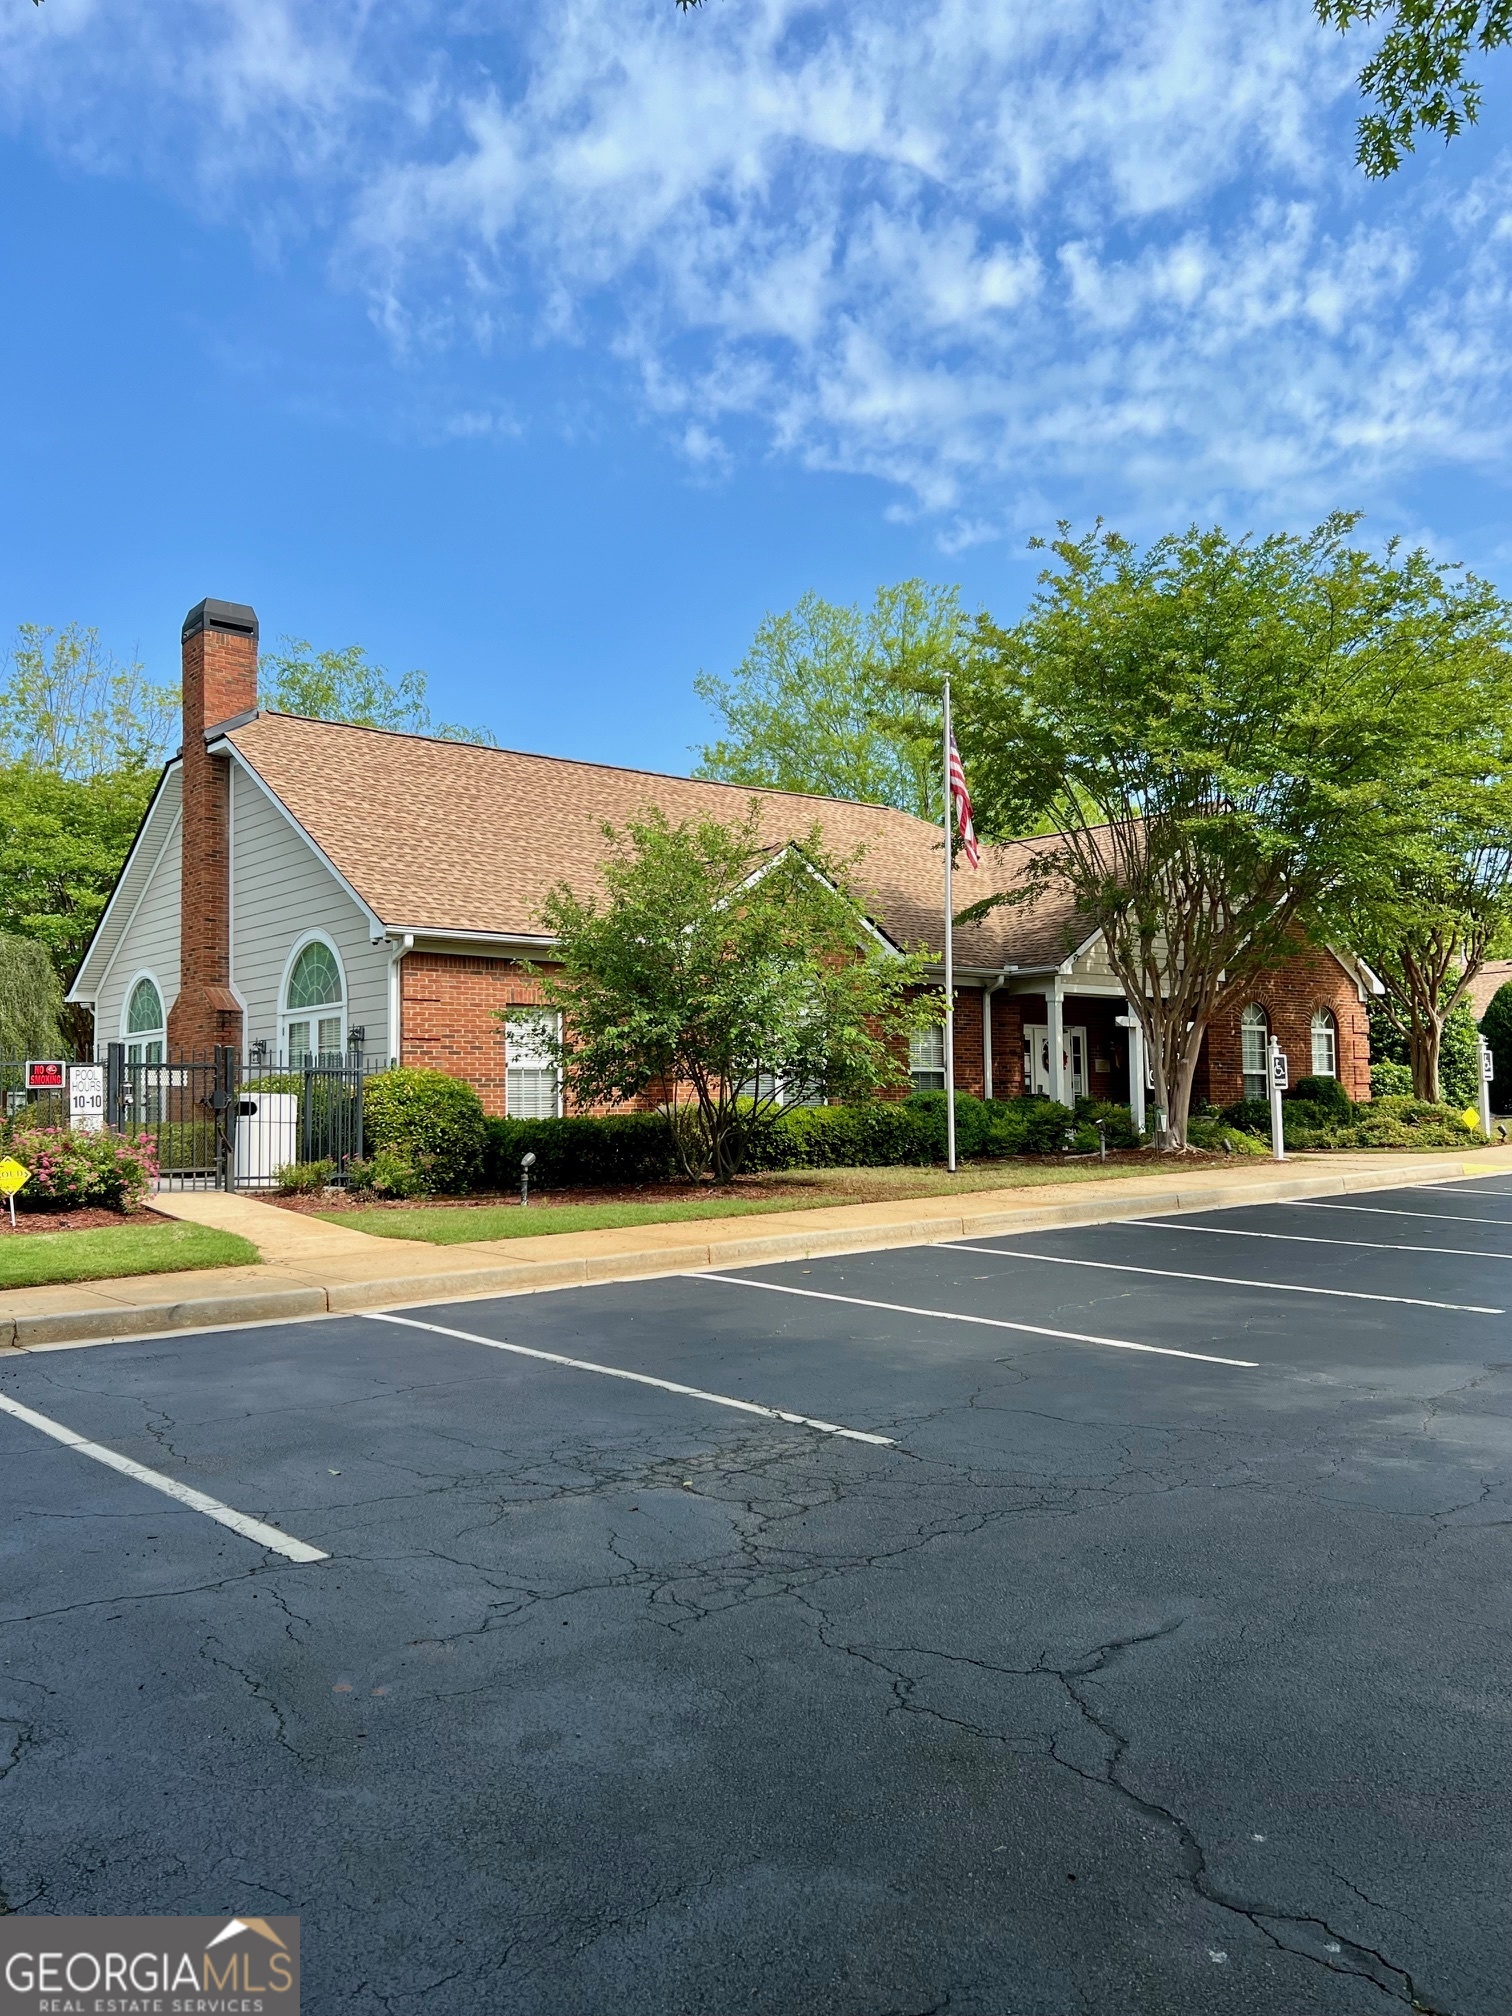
[230,764,391,1059]
[94,810,182,1046]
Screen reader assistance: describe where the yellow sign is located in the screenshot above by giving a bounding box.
[1462,1107,1483,1132]
[0,1157,29,1195]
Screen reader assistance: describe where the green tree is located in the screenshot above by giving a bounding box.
[0,763,159,1049]
[1316,0,1512,176]
[507,804,936,1182]
[1348,759,1512,1100]
[1481,980,1512,1112]
[0,932,64,1060]
[0,623,176,775]
[694,582,971,818]
[0,623,173,1055]
[958,517,1506,1149]
[263,638,498,745]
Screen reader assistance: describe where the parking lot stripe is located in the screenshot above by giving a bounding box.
[1289,1200,1512,1227]
[1130,1218,1512,1262]
[945,1243,1503,1314]
[0,1391,328,1563]
[705,1276,1258,1367]
[362,1312,897,1445]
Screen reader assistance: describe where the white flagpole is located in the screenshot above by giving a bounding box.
[943,677,957,1174]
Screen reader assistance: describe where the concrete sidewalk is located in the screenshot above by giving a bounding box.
[3,1147,1509,1351]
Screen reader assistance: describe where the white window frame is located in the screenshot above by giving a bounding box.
[280,933,347,1067]
[1240,1004,1270,1101]
[121,970,166,1066]
[910,1022,946,1093]
[1310,1007,1338,1078]
[506,1009,563,1120]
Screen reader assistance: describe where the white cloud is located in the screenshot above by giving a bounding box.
[5,0,1512,530]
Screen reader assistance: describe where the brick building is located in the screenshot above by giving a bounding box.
[70,598,1379,1115]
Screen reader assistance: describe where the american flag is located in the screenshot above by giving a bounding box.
[948,734,980,869]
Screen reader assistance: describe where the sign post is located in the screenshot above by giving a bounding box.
[69,1063,105,1135]
[1269,1037,1289,1162]
[1479,1036,1495,1137]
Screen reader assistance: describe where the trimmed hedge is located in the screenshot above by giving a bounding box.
[363,1068,487,1194]
[484,1111,681,1190]
[483,1092,1142,1189]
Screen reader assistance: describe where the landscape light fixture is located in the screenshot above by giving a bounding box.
[520,1151,537,1207]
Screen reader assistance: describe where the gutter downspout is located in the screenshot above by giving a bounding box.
[387,934,413,1067]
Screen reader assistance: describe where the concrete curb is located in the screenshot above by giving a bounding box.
[2,1152,1502,1352]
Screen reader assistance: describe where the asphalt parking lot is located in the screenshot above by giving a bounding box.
[2,1175,1509,2016]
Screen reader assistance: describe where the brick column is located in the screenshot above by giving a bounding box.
[167,599,258,1056]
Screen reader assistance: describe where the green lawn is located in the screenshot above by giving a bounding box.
[0,1220,260,1290]
[316,1156,1193,1246]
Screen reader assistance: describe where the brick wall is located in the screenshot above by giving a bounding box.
[167,602,257,1055]
[1202,944,1371,1106]
[397,942,1371,1117]
[401,953,542,1115]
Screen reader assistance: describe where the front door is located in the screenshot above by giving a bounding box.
[1023,1025,1088,1101]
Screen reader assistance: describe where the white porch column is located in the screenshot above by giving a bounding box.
[1046,977,1068,1106]
[1117,1011,1146,1133]
[982,985,994,1100]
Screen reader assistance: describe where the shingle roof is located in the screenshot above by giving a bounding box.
[1468,959,1512,1020]
[224,712,1088,971]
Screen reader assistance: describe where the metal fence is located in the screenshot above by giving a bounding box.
[1,1050,385,1191]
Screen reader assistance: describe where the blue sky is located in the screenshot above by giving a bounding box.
[3,0,1512,774]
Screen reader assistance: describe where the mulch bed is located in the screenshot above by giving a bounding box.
[2,1205,170,1236]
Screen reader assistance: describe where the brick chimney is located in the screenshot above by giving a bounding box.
[166,598,258,1056]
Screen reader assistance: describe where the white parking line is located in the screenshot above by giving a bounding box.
[705,1275,1257,1368]
[944,1243,1502,1314]
[0,1391,328,1563]
[1415,1184,1512,1199]
[363,1311,897,1445]
[1129,1219,1512,1263]
[1289,1200,1512,1228]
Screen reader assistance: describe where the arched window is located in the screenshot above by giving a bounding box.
[1240,1003,1269,1102]
[124,976,165,1066]
[282,939,345,1066]
[1311,1007,1338,1078]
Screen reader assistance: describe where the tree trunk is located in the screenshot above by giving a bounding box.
[1410,1016,1443,1103]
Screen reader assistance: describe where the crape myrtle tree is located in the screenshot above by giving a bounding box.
[1348,749,1512,1102]
[955,517,1506,1151]
[505,804,937,1183]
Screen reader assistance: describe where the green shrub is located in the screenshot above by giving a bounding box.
[1289,1075,1354,1119]
[1187,1118,1269,1155]
[1369,1059,1413,1098]
[354,1149,427,1198]
[480,1091,1127,1187]
[1075,1098,1145,1149]
[1220,1097,1273,1137]
[483,1111,680,1190]
[362,1068,486,1194]
[5,1127,157,1211]
[276,1159,334,1195]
